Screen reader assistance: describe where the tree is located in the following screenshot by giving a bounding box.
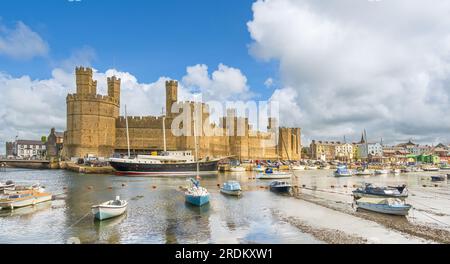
[41,136,47,143]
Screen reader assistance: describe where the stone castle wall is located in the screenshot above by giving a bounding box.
[63,67,302,160]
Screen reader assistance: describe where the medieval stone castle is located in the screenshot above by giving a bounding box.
[62,67,302,160]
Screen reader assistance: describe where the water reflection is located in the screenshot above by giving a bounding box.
[1,167,448,243]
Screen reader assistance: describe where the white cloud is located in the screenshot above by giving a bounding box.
[264,78,274,88]
[0,21,49,60]
[182,63,250,101]
[248,0,450,144]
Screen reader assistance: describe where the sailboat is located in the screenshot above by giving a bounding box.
[109,106,221,176]
[185,108,210,207]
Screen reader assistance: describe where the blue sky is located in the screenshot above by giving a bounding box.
[0,0,277,99]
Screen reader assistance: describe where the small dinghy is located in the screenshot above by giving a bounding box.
[334,165,352,177]
[0,180,15,192]
[220,181,242,196]
[230,166,246,172]
[256,167,292,179]
[354,168,372,176]
[353,183,408,200]
[356,197,412,216]
[374,169,389,175]
[254,165,265,172]
[290,165,305,171]
[269,181,291,193]
[0,190,52,210]
[185,178,210,206]
[92,196,128,221]
[431,175,446,182]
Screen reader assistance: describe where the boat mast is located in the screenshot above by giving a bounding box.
[364,129,368,166]
[162,115,167,153]
[193,105,200,175]
[125,105,130,158]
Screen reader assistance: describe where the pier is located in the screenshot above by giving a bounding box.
[0,159,51,170]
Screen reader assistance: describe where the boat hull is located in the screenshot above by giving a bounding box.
[92,205,127,221]
[220,188,242,196]
[334,172,352,177]
[185,194,210,206]
[353,192,408,200]
[110,159,220,176]
[356,202,411,216]
[0,194,52,210]
[256,173,291,179]
[230,167,246,172]
[270,186,291,193]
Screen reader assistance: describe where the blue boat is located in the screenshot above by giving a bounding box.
[185,178,210,206]
[334,165,352,177]
[220,181,242,196]
[269,181,291,193]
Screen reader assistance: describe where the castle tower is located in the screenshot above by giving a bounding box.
[107,76,121,118]
[64,66,119,159]
[166,80,178,116]
[76,67,97,95]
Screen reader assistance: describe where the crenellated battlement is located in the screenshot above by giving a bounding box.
[116,115,164,128]
[107,76,121,83]
[75,66,94,75]
[66,93,119,105]
[166,80,178,86]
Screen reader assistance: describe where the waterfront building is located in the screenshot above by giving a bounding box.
[46,128,64,158]
[62,67,302,160]
[335,143,353,162]
[15,140,46,159]
[5,142,14,157]
[310,140,340,161]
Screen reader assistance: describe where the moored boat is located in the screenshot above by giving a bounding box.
[253,165,265,172]
[374,169,389,175]
[110,155,221,176]
[423,166,439,172]
[334,165,352,177]
[431,175,446,182]
[185,178,210,206]
[355,197,412,216]
[0,180,14,192]
[220,181,242,196]
[290,165,305,171]
[0,190,52,210]
[353,183,408,200]
[354,168,372,176]
[256,168,292,179]
[230,166,246,172]
[305,165,318,170]
[92,196,128,221]
[391,169,401,175]
[269,181,291,193]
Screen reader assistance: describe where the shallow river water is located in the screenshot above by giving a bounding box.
[0,168,448,244]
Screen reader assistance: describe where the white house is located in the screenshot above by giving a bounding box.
[16,140,46,159]
[359,142,383,159]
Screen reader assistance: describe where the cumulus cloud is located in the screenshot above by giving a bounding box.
[182,63,250,101]
[248,0,450,144]
[0,21,49,60]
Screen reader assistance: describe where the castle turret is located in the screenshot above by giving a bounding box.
[166,80,178,116]
[76,67,97,95]
[64,66,119,159]
[108,76,121,118]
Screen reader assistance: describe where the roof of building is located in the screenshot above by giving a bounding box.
[16,140,45,145]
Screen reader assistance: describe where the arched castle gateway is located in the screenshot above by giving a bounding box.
[62,67,302,160]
